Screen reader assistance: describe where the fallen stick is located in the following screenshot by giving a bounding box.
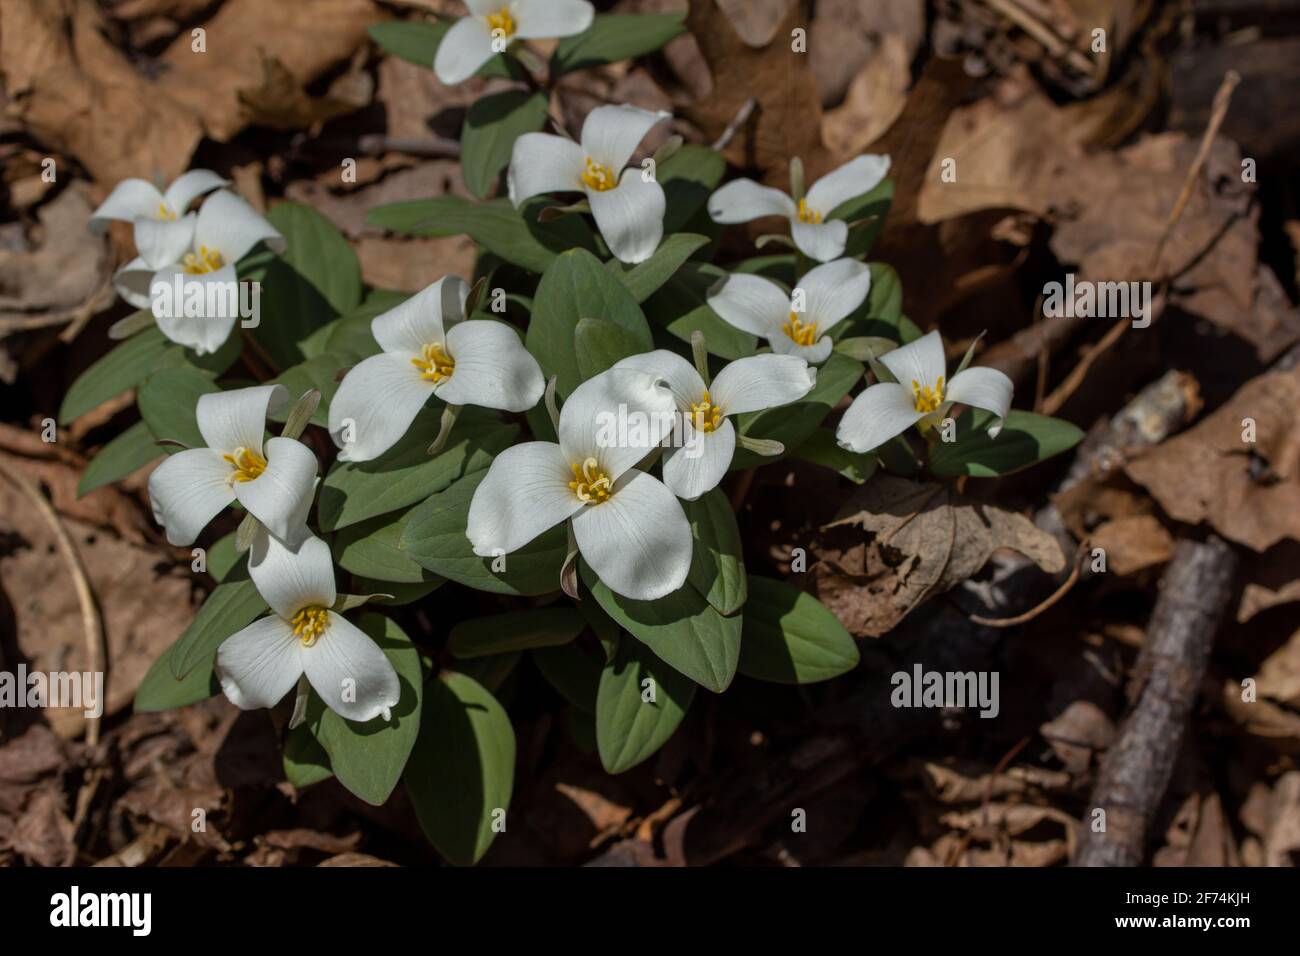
[1071,534,1237,866]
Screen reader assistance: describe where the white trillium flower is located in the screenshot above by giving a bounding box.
[612,350,816,500]
[216,531,400,723]
[509,104,670,264]
[466,368,691,601]
[706,258,872,365]
[328,276,545,463]
[434,0,595,85]
[835,330,1015,454]
[707,154,891,262]
[115,191,285,355]
[147,384,318,546]
[90,169,229,269]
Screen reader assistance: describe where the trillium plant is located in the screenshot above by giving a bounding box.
[65,8,1084,865]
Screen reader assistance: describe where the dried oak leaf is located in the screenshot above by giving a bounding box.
[1125,364,1300,552]
[1255,627,1300,709]
[1088,514,1174,576]
[812,476,1065,637]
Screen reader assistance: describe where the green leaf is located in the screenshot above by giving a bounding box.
[449,608,586,658]
[59,326,237,424]
[77,421,159,497]
[739,576,859,684]
[304,614,423,805]
[527,248,652,396]
[596,635,695,773]
[551,11,686,75]
[644,262,756,360]
[324,288,411,359]
[138,367,219,449]
[333,507,443,585]
[606,233,709,303]
[206,532,241,582]
[283,721,333,789]
[731,352,863,469]
[367,196,597,273]
[532,641,603,713]
[317,407,516,530]
[793,429,879,484]
[461,89,550,199]
[267,352,352,427]
[657,145,726,234]
[573,316,645,380]
[834,176,893,259]
[454,652,520,696]
[581,563,740,693]
[684,489,746,614]
[406,671,515,865]
[169,561,268,680]
[400,469,566,596]
[928,408,1085,478]
[368,21,516,78]
[134,637,222,712]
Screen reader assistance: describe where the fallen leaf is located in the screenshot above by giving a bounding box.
[1088,514,1173,575]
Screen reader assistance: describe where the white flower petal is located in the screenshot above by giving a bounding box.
[612,350,705,410]
[513,0,594,39]
[580,104,669,172]
[835,382,922,453]
[150,264,241,355]
[232,436,318,543]
[706,178,796,224]
[572,469,691,600]
[662,419,734,501]
[790,219,848,262]
[706,272,789,337]
[371,275,468,355]
[248,530,337,620]
[147,448,235,546]
[587,169,664,264]
[162,170,230,216]
[304,612,401,723]
[197,384,289,457]
[805,154,891,215]
[196,190,285,262]
[559,368,677,479]
[113,257,156,310]
[710,354,816,415]
[945,366,1014,435]
[434,16,497,85]
[768,332,835,365]
[216,616,304,711]
[132,214,196,270]
[436,319,544,411]
[508,133,585,206]
[466,441,582,556]
[880,329,946,392]
[328,353,434,463]
[798,257,872,327]
[89,179,165,231]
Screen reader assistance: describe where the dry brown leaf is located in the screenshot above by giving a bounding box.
[1239,772,1300,866]
[238,52,373,133]
[1125,365,1300,552]
[812,476,1065,637]
[821,34,911,160]
[1254,628,1300,709]
[1088,514,1173,576]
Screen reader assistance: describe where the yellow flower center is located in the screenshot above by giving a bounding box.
[290,606,330,647]
[411,342,455,383]
[689,391,723,433]
[580,157,618,192]
[223,446,266,484]
[569,457,613,504]
[783,312,819,346]
[911,376,945,414]
[183,245,224,275]
[158,202,177,222]
[796,197,822,224]
[486,7,516,38]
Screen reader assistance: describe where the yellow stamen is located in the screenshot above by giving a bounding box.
[911,375,945,414]
[486,7,516,38]
[223,447,266,484]
[411,342,455,383]
[183,245,224,275]
[796,197,822,224]
[158,202,177,222]
[689,391,723,433]
[783,312,818,347]
[290,606,330,647]
[569,457,613,504]
[580,157,618,192]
